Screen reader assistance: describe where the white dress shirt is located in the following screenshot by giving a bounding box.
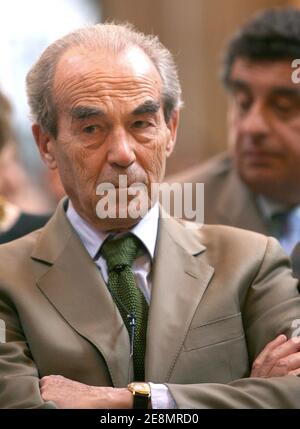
[66,200,176,409]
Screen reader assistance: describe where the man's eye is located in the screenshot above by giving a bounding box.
[132,120,152,129]
[239,101,252,112]
[83,125,99,134]
[232,91,252,114]
[235,97,252,113]
[273,100,294,114]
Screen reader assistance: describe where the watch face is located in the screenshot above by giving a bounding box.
[128,382,151,395]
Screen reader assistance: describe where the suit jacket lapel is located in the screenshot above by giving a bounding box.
[145,213,214,382]
[31,199,132,387]
[216,169,268,235]
[30,200,215,385]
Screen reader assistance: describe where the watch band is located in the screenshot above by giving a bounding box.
[133,392,149,409]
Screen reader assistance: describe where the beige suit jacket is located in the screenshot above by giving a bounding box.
[167,152,268,235]
[1,199,300,408]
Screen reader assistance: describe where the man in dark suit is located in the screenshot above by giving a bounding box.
[168,8,300,258]
[1,22,300,409]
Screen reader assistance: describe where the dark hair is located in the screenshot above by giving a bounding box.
[222,7,300,86]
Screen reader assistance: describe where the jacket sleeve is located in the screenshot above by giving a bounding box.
[167,237,300,408]
[0,293,57,408]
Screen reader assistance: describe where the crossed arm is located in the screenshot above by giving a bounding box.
[40,377,133,409]
[39,334,300,408]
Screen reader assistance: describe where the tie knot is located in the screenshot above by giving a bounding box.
[100,234,141,273]
[269,211,290,237]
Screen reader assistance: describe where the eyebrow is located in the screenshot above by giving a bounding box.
[131,100,160,116]
[69,100,161,121]
[227,80,300,98]
[70,106,105,120]
[226,79,250,93]
[270,87,300,98]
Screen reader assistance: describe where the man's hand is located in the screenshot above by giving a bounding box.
[251,335,300,378]
[40,375,133,409]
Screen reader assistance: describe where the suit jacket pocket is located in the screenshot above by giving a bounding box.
[184,312,244,351]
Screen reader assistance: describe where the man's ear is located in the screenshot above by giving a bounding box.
[166,109,179,157]
[32,124,57,170]
[226,98,238,151]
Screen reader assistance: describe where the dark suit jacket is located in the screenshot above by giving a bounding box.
[167,152,269,234]
[0,200,300,408]
[0,212,51,244]
[291,243,300,280]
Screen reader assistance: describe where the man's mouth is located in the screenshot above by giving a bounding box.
[240,149,282,160]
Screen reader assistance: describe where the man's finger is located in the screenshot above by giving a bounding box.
[288,368,300,376]
[251,335,287,377]
[251,336,300,378]
[265,351,300,377]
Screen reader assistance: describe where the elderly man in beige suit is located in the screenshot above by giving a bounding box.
[1,22,300,410]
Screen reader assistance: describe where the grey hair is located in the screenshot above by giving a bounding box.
[26,22,183,137]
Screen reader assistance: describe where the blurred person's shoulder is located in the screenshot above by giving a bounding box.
[17,212,51,233]
[0,211,51,245]
[167,152,233,185]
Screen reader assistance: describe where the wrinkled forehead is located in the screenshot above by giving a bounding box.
[53,46,163,109]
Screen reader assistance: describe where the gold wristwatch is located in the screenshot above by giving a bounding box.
[127,382,151,409]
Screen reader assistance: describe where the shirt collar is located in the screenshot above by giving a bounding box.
[66,200,159,260]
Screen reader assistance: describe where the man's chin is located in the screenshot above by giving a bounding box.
[239,163,279,184]
[239,170,295,202]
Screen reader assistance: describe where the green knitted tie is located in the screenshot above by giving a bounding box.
[100,234,148,381]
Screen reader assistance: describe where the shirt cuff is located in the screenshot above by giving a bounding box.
[149,382,177,409]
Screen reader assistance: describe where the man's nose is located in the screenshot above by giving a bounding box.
[240,102,270,138]
[106,128,136,168]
